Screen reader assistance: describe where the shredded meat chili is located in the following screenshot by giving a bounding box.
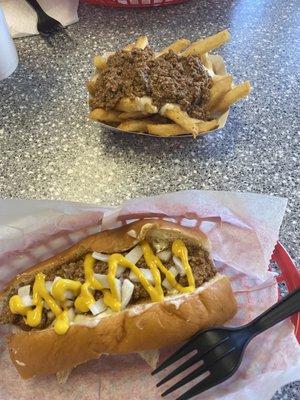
[3,243,216,330]
[90,47,212,120]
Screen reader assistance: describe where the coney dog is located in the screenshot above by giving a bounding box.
[0,219,237,379]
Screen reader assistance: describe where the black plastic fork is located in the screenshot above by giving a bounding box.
[25,0,64,36]
[152,287,300,400]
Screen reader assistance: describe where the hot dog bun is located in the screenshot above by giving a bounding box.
[0,219,237,379]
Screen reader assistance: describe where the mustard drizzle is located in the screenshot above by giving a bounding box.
[9,239,195,334]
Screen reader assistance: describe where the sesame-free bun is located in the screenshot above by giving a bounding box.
[0,220,237,378]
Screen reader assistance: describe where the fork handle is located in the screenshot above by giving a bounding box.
[25,0,46,15]
[246,287,300,336]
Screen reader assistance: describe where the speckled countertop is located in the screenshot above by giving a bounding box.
[0,0,299,396]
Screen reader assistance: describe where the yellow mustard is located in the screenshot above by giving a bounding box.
[9,296,31,316]
[9,272,82,334]
[74,254,103,312]
[9,239,195,334]
[54,310,69,335]
[52,279,81,302]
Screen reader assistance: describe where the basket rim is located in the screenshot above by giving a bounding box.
[81,0,186,7]
[271,241,300,343]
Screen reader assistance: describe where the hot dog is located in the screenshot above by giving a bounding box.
[0,219,237,379]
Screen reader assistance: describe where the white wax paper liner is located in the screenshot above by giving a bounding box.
[0,190,299,400]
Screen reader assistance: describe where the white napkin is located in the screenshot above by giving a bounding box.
[0,0,79,38]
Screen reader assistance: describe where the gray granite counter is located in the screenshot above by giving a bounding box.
[0,0,299,397]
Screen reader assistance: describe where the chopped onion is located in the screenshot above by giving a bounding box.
[167,288,179,295]
[64,300,73,308]
[45,281,53,293]
[51,277,62,295]
[173,256,186,276]
[92,251,109,262]
[21,295,34,307]
[125,245,143,264]
[116,265,125,277]
[18,285,31,297]
[121,279,134,309]
[204,65,214,77]
[47,311,55,320]
[162,267,178,290]
[64,290,75,300]
[157,249,171,262]
[152,241,168,252]
[74,314,90,323]
[53,276,62,284]
[129,268,154,284]
[115,278,122,301]
[127,229,137,238]
[67,308,75,322]
[94,275,122,297]
[94,274,109,288]
[89,299,107,316]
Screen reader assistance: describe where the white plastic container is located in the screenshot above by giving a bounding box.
[0,6,18,80]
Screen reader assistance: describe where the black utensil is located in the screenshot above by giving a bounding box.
[152,287,300,400]
[25,0,65,36]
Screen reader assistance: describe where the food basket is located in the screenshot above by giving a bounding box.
[81,0,186,8]
[271,242,300,343]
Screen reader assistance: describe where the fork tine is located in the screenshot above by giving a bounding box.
[175,374,218,400]
[153,332,230,376]
[156,335,230,387]
[152,340,196,375]
[161,345,236,397]
[53,24,64,33]
[156,352,202,387]
[161,364,208,397]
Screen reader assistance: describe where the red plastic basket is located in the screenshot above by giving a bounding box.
[271,242,300,343]
[81,0,186,8]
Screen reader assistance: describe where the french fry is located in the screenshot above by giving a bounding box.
[147,124,188,137]
[116,97,158,114]
[89,108,121,123]
[93,55,107,70]
[211,81,251,114]
[195,119,219,135]
[147,119,219,137]
[208,75,233,110]
[181,29,230,57]
[155,39,191,58]
[119,111,150,120]
[123,45,133,51]
[212,74,229,83]
[161,104,199,136]
[124,36,149,51]
[123,42,136,52]
[116,98,140,112]
[86,81,96,96]
[135,35,149,49]
[86,74,98,96]
[200,53,213,71]
[118,119,154,132]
